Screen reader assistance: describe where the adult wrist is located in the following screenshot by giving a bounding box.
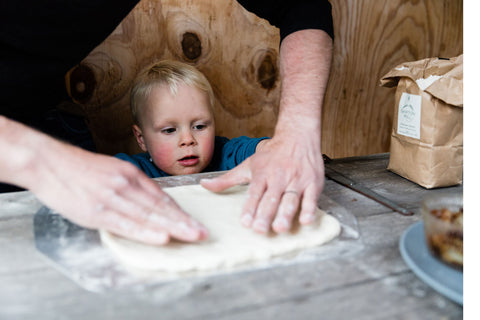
[0,117,51,190]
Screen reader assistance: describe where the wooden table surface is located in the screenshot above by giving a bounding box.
[0,154,463,320]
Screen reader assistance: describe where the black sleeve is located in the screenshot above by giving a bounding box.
[236,0,334,41]
[0,0,139,121]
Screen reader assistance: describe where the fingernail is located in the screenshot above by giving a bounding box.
[300,213,316,224]
[273,216,289,231]
[253,219,269,233]
[177,221,209,240]
[176,222,199,241]
[199,227,209,238]
[191,220,209,237]
[190,219,203,228]
[241,214,253,227]
[179,221,192,233]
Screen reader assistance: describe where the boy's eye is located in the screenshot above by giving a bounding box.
[161,128,176,134]
[193,124,207,130]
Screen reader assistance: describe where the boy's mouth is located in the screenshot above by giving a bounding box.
[178,155,200,166]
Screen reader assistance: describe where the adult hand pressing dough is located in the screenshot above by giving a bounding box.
[100,184,341,273]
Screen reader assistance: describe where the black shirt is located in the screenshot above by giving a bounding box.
[0,0,138,122]
[0,0,333,125]
[237,0,333,41]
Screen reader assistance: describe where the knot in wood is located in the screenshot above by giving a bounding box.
[69,64,96,103]
[181,32,202,60]
[257,53,278,90]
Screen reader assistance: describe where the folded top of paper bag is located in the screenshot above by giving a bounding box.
[380,54,463,108]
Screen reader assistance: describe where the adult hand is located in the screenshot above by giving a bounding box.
[0,116,208,245]
[201,29,332,234]
[201,132,324,234]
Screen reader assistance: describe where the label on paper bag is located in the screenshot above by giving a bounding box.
[397,93,421,139]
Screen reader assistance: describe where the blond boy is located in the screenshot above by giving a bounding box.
[115,60,269,177]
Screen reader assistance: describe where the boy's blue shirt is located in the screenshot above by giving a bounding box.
[115,136,269,178]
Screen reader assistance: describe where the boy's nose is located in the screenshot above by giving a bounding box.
[180,130,196,146]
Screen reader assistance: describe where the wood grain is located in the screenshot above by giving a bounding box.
[0,155,463,319]
[66,0,280,155]
[64,0,463,157]
[324,0,463,157]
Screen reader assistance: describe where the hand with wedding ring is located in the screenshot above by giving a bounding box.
[202,29,331,234]
[201,134,325,234]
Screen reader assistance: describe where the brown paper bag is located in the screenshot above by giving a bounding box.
[380,54,463,188]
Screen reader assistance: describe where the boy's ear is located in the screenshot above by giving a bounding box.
[133,125,148,152]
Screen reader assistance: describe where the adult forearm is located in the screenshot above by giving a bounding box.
[0,115,88,194]
[275,29,333,138]
[0,115,49,189]
[0,115,209,244]
[200,29,333,234]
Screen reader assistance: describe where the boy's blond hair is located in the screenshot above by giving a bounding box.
[130,60,215,125]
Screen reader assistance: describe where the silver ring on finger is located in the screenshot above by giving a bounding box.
[283,190,299,196]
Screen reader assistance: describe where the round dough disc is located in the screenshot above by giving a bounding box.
[100,184,341,274]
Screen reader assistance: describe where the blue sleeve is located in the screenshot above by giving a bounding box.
[115,153,140,167]
[217,136,269,171]
[114,152,167,178]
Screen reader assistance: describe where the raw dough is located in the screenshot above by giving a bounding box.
[100,184,341,274]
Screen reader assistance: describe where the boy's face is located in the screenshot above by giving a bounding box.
[134,83,215,176]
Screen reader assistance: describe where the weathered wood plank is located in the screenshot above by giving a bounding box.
[0,205,461,319]
[211,272,462,320]
[323,154,463,217]
[0,155,463,319]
